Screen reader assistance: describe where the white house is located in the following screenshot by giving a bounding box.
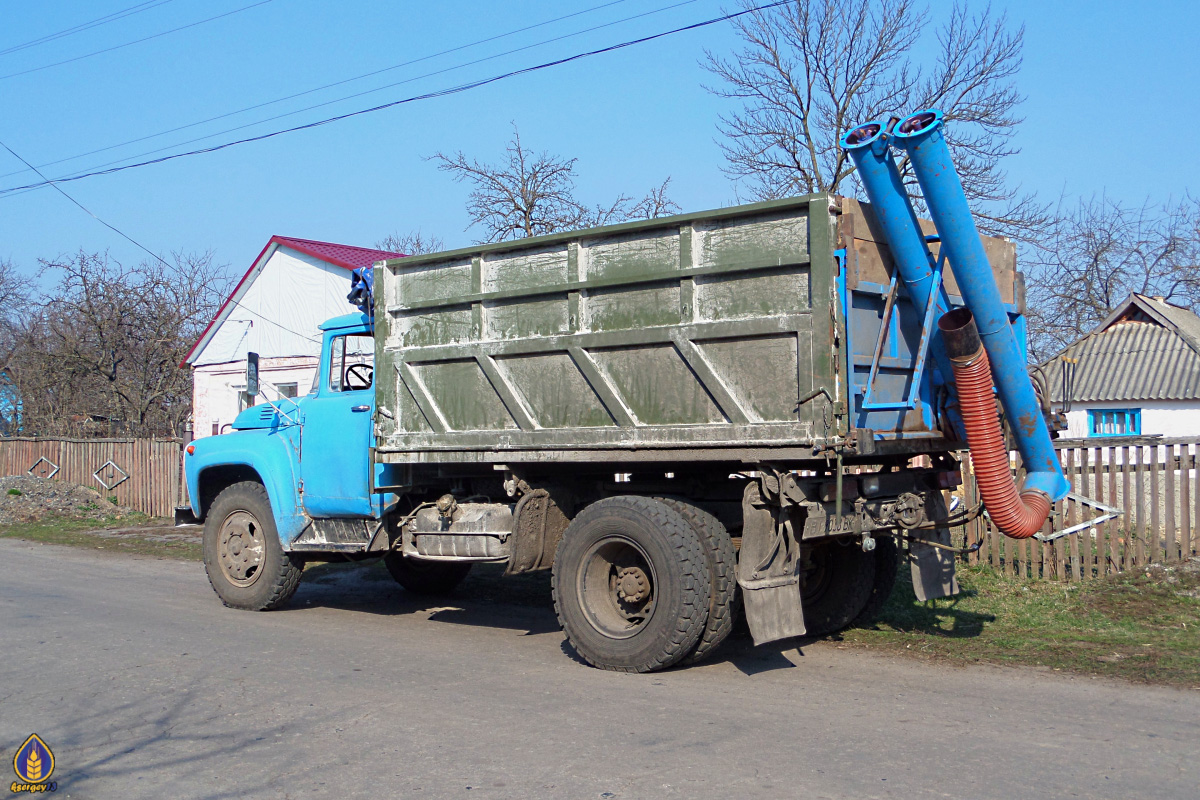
[183,236,402,439]
[1042,293,1200,440]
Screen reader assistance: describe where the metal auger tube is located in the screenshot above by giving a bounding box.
[839,121,948,316]
[839,121,956,403]
[893,109,1069,504]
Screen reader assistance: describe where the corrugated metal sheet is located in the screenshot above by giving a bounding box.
[1043,321,1200,402]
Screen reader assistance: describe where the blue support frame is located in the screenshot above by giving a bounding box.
[860,244,946,411]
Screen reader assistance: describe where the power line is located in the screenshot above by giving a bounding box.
[1,0,789,196]
[0,0,277,81]
[0,136,320,343]
[0,0,700,194]
[0,0,633,181]
[0,0,179,57]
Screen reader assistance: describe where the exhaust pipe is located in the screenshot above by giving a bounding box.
[939,308,1052,538]
[894,110,1069,535]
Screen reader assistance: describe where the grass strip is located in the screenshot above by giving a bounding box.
[843,560,1200,689]
[0,515,201,560]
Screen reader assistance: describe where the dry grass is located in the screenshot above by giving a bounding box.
[841,559,1200,688]
[0,515,200,560]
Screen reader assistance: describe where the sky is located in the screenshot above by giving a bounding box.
[0,0,1197,284]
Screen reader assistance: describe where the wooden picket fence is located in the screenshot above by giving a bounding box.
[0,437,186,518]
[963,436,1200,580]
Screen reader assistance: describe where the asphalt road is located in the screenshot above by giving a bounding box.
[2,539,1197,800]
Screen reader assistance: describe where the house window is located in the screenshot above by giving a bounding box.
[277,383,298,399]
[1087,408,1141,437]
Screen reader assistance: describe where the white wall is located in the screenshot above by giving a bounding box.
[193,356,318,439]
[191,246,357,367]
[1060,399,1200,439]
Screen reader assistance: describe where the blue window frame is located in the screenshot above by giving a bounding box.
[1087,408,1141,437]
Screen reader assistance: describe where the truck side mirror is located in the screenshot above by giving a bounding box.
[246,352,259,399]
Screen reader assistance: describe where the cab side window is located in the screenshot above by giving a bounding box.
[327,334,374,392]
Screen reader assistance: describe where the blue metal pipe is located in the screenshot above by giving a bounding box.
[839,120,956,421]
[839,122,948,316]
[893,109,1068,501]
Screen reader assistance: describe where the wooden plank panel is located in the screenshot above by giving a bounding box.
[1195,445,1200,558]
[1150,445,1162,564]
[1067,448,1080,580]
[1080,447,1092,579]
[1122,445,1133,570]
[1165,444,1177,562]
[0,437,182,517]
[1185,448,1195,561]
[1102,446,1115,575]
[1135,447,1147,568]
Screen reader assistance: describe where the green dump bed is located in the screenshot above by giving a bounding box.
[373,193,1016,465]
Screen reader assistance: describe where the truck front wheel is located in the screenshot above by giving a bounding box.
[552,496,710,673]
[202,481,303,611]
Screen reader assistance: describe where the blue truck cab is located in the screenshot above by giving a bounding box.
[185,311,404,609]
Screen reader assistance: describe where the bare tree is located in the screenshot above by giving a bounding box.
[375,230,446,256]
[8,250,230,437]
[0,259,31,434]
[1024,195,1200,360]
[432,127,680,243]
[704,0,1045,239]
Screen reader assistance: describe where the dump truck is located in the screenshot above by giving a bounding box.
[184,110,1068,671]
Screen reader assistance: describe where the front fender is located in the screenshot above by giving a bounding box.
[185,428,308,544]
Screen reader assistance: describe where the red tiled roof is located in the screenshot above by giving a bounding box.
[272,236,405,270]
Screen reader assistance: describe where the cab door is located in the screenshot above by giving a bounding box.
[299,329,376,518]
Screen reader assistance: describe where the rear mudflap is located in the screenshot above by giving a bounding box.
[735,481,806,646]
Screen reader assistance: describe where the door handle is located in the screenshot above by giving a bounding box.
[351,405,370,413]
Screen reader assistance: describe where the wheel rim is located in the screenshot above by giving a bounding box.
[576,535,658,640]
[217,509,266,588]
[800,545,834,604]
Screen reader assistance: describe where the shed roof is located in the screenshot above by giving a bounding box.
[1043,294,1200,403]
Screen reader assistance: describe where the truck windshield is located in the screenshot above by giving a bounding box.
[328,333,374,392]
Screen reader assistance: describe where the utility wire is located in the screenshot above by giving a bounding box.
[0,136,320,343]
[0,0,635,181]
[1,0,700,193]
[0,0,179,57]
[1,0,789,196]
[0,0,277,81]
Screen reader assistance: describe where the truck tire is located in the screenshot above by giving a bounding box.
[383,553,472,595]
[656,498,738,665]
[853,535,899,625]
[552,496,710,673]
[203,481,303,611]
[799,539,874,638]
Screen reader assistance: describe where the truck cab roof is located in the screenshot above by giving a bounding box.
[319,312,372,331]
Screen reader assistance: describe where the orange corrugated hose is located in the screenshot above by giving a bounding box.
[951,348,1052,539]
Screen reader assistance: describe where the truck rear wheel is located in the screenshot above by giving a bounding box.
[799,539,874,637]
[656,498,738,665]
[383,553,472,595]
[552,496,709,673]
[853,535,899,625]
[202,481,303,611]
